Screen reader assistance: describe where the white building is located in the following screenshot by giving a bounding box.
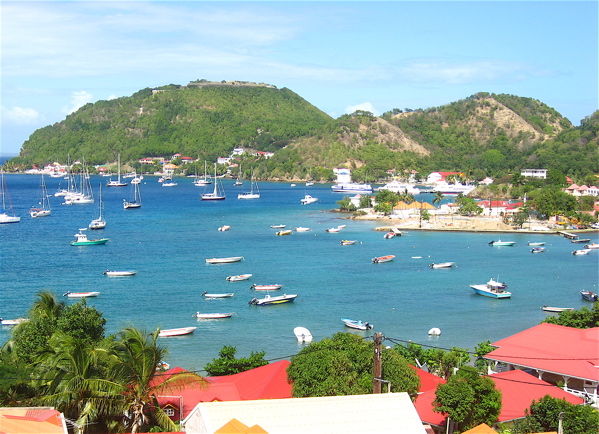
[521,169,548,179]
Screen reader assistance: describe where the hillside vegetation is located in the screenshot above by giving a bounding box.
[9,84,599,182]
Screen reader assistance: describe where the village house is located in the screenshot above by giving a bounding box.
[565,183,599,197]
[477,200,523,217]
[521,169,548,179]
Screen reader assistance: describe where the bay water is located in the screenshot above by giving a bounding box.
[1,174,597,372]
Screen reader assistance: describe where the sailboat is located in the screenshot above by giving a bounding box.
[89,184,106,229]
[106,154,127,187]
[233,166,243,186]
[123,180,142,209]
[200,164,226,200]
[0,169,20,224]
[237,169,260,199]
[306,167,314,186]
[64,165,94,204]
[193,161,212,186]
[30,174,52,217]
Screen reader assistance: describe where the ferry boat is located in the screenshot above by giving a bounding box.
[331,182,373,193]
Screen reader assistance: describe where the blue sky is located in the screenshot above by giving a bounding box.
[1,1,597,155]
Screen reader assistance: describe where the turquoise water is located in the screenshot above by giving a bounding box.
[1,174,598,372]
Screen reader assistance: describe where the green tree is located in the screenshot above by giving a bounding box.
[433,366,502,432]
[204,345,268,376]
[336,195,357,212]
[287,333,420,398]
[473,341,495,373]
[541,303,599,328]
[530,187,578,219]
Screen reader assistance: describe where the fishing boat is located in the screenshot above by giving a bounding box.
[218,225,231,231]
[300,194,318,205]
[270,224,286,229]
[70,228,109,246]
[531,247,546,253]
[251,284,283,291]
[429,262,455,269]
[201,164,226,200]
[572,249,592,255]
[340,240,357,245]
[294,326,313,342]
[237,169,260,199]
[193,312,234,319]
[158,327,197,337]
[0,170,21,224]
[89,184,106,229]
[276,229,292,236]
[331,182,373,193]
[123,180,142,209]
[193,161,213,186]
[541,305,574,313]
[103,270,137,277]
[202,292,234,298]
[488,240,516,246]
[248,294,297,306]
[63,291,100,298]
[581,290,598,302]
[527,242,546,246]
[30,174,52,218]
[341,318,373,330]
[470,282,512,299]
[294,227,311,232]
[205,256,244,264]
[584,243,599,249]
[372,255,395,263]
[226,274,252,281]
[106,154,128,187]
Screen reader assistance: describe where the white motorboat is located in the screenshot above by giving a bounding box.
[489,240,516,246]
[572,249,592,255]
[300,195,318,205]
[0,169,21,224]
[541,306,573,313]
[202,292,234,298]
[251,284,283,291]
[326,227,341,233]
[294,227,311,232]
[429,262,455,269]
[341,318,373,330]
[206,256,244,264]
[294,326,313,342]
[340,240,357,245]
[158,327,197,337]
[470,283,512,299]
[193,312,234,319]
[270,224,286,229]
[431,182,476,195]
[584,243,599,249]
[103,270,137,277]
[331,183,373,193]
[63,291,100,298]
[248,294,297,306]
[218,225,231,231]
[30,174,52,218]
[527,241,546,246]
[226,274,252,281]
[372,255,395,263]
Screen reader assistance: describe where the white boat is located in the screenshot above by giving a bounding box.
[238,169,260,199]
[89,184,106,229]
[431,182,476,195]
[201,164,226,200]
[202,291,234,298]
[428,327,441,336]
[218,225,231,231]
[30,174,52,218]
[193,312,234,319]
[326,227,341,233]
[106,154,128,187]
[572,249,592,255]
[64,167,94,204]
[294,326,313,342]
[158,327,197,337]
[251,284,283,291]
[206,256,244,264]
[470,283,512,299]
[487,278,507,289]
[103,270,137,276]
[541,305,573,313]
[226,274,252,281]
[429,262,455,269]
[193,161,213,186]
[383,232,395,239]
[294,227,311,232]
[248,294,297,306]
[276,229,292,236]
[331,183,373,193]
[123,180,142,209]
[0,170,21,224]
[340,240,357,245]
[131,174,143,184]
[531,247,546,253]
[488,240,516,246]
[341,318,373,330]
[377,180,420,195]
[63,291,100,298]
[161,179,178,187]
[584,243,599,249]
[372,255,395,263]
[271,224,286,229]
[300,195,318,205]
[527,242,546,246]
[0,318,28,326]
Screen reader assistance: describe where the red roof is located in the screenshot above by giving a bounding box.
[410,365,446,392]
[477,200,509,208]
[486,323,599,381]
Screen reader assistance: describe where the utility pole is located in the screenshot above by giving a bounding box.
[373,332,383,394]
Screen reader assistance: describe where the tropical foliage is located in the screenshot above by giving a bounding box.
[204,345,268,376]
[541,302,599,328]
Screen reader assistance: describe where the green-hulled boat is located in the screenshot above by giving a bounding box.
[70,228,109,246]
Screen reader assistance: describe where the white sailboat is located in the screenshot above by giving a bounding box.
[123,180,142,209]
[233,166,243,186]
[89,184,106,229]
[238,169,260,199]
[200,164,226,200]
[106,154,127,187]
[30,174,52,218]
[64,166,94,204]
[193,161,212,186]
[0,169,20,224]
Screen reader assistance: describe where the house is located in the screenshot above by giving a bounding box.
[182,392,427,434]
[565,183,599,197]
[476,201,523,217]
[521,169,548,179]
[426,172,465,184]
[0,407,68,434]
[484,323,599,407]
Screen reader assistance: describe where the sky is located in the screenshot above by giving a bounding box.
[1,1,597,156]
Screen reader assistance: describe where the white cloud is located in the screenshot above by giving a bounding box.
[345,102,379,116]
[63,91,93,115]
[107,95,118,100]
[1,106,43,125]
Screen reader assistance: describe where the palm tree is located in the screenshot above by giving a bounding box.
[433,191,444,223]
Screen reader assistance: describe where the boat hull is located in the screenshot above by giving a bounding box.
[64,291,100,298]
[104,270,137,277]
[430,262,455,269]
[226,274,252,281]
[158,327,197,337]
[206,257,244,264]
[470,284,511,299]
[202,292,234,298]
[249,294,297,305]
[372,255,395,263]
[194,312,234,319]
[70,239,109,246]
[251,284,283,291]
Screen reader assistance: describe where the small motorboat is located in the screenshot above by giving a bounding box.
[251,284,283,291]
[294,227,311,232]
[383,232,395,239]
[158,327,197,337]
[531,247,546,253]
[249,294,297,306]
[103,270,137,277]
[428,327,441,336]
[63,291,100,298]
[226,274,252,282]
[541,305,574,313]
[202,292,234,298]
[340,240,357,245]
[581,290,598,302]
[488,240,516,246]
[294,326,313,343]
[218,225,231,231]
[470,283,512,299]
[326,227,341,233]
[270,224,286,229]
[300,195,318,205]
[527,242,546,246]
[70,229,109,246]
[372,255,395,263]
[276,229,292,236]
[341,318,373,331]
[584,243,599,249]
[206,256,244,264]
[572,249,592,255]
[429,262,455,269]
[0,318,28,326]
[193,312,234,319]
